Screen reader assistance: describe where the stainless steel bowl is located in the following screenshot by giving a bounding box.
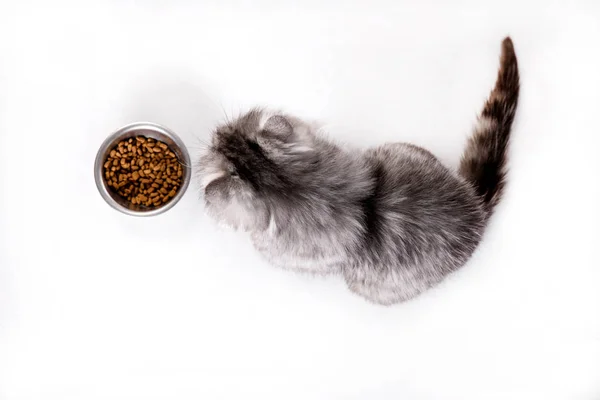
[94,122,192,216]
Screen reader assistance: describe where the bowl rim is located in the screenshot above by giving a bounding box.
[94,122,192,217]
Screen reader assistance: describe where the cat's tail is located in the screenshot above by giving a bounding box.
[459,37,520,217]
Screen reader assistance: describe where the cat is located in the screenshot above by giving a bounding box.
[198,37,519,305]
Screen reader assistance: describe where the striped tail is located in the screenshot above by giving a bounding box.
[459,37,520,217]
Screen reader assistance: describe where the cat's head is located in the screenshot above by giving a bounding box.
[198,108,318,231]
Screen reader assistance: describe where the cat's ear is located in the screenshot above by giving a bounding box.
[263,115,293,138]
[259,113,315,155]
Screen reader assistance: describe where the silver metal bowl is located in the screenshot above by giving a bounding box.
[94,122,192,216]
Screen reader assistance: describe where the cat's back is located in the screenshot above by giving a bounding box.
[364,142,467,205]
[359,143,486,268]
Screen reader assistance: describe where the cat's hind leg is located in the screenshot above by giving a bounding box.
[343,267,429,305]
[344,278,413,305]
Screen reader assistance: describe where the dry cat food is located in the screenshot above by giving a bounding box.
[103,136,184,208]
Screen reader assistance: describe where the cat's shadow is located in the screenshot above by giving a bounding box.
[125,69,223,149]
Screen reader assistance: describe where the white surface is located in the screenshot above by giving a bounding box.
[1,1,599,399]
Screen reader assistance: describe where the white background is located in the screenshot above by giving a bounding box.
[1,0,599,399]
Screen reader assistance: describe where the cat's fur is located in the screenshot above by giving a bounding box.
[198,38,519,305]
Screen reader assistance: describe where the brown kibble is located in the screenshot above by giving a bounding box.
[103,135,184,210]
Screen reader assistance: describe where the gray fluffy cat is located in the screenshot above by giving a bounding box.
[198,37,519,305]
